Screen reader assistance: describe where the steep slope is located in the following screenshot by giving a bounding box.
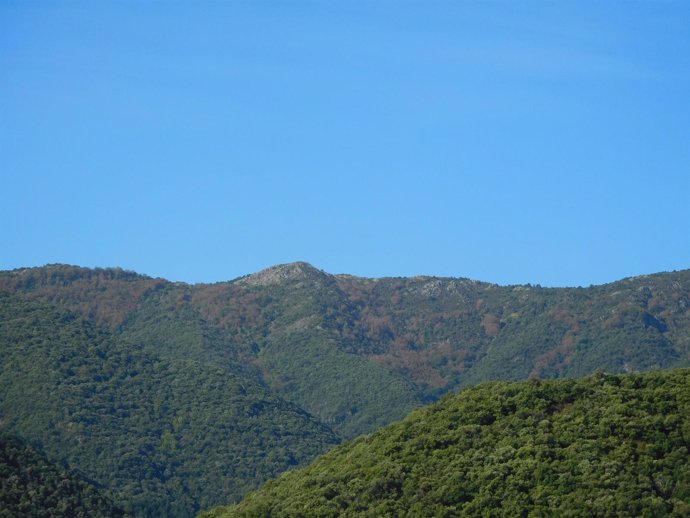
[2,263,689,442]
[2,263,690,515]
[0,264,422,439]
[196,263,422,437]
[0,433,127,518]
[0,292,339,517]
[201,369,690,517]
[330,270,689,392]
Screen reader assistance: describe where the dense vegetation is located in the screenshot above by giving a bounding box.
[1,262,689,515]
[202,369,690,517]
[0,433,126,517]
[1,263,688,440]
[0,292,338,517]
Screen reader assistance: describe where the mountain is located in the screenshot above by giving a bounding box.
[0,432,127,517]
[0,291,338,517]
[200,368,690,517]
[2,263,689,434]
[1,263,689,514]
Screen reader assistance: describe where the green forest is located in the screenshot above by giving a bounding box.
[0,292,338,517]
[0,433,126,517]
[203,369,690,517]
[0,263,689,515]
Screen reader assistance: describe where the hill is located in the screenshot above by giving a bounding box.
[0,291,338,517]
[1,263,690,514]
[201,368,690,517]
[1,263,689,438]
[0,432,127,518]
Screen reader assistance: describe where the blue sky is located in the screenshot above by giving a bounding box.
[2,1,689,286]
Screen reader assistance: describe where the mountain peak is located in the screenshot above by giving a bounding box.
[237,262,329,287]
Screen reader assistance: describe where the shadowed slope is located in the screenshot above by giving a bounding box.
[0,433,127,518]
[0,292,339,517]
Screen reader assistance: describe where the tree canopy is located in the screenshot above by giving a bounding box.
[203,369,690,517]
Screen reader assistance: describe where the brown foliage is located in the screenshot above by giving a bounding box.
[370,337,447,389]
[481,314,500,337]
[0,265,164,328]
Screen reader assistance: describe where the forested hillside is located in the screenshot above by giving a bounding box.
[1,263,689,515]
[0,433,127,518]
[202,369,690,517]
[0,292,338,517]
[2,263,689,437]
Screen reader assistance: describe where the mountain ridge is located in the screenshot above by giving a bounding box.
[8,260,689,288]
[1,262,690,515]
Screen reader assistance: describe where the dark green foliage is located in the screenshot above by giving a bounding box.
[194,264,422,438]
[116,283,262,380]
[258,328,419,437]
[0,433,127,517]
[3,263,689,441]
[0,292,339,517]
[204,369,690,517]
[2,263,690,515]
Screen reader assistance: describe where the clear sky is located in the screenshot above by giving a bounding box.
[1,1,689,287]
